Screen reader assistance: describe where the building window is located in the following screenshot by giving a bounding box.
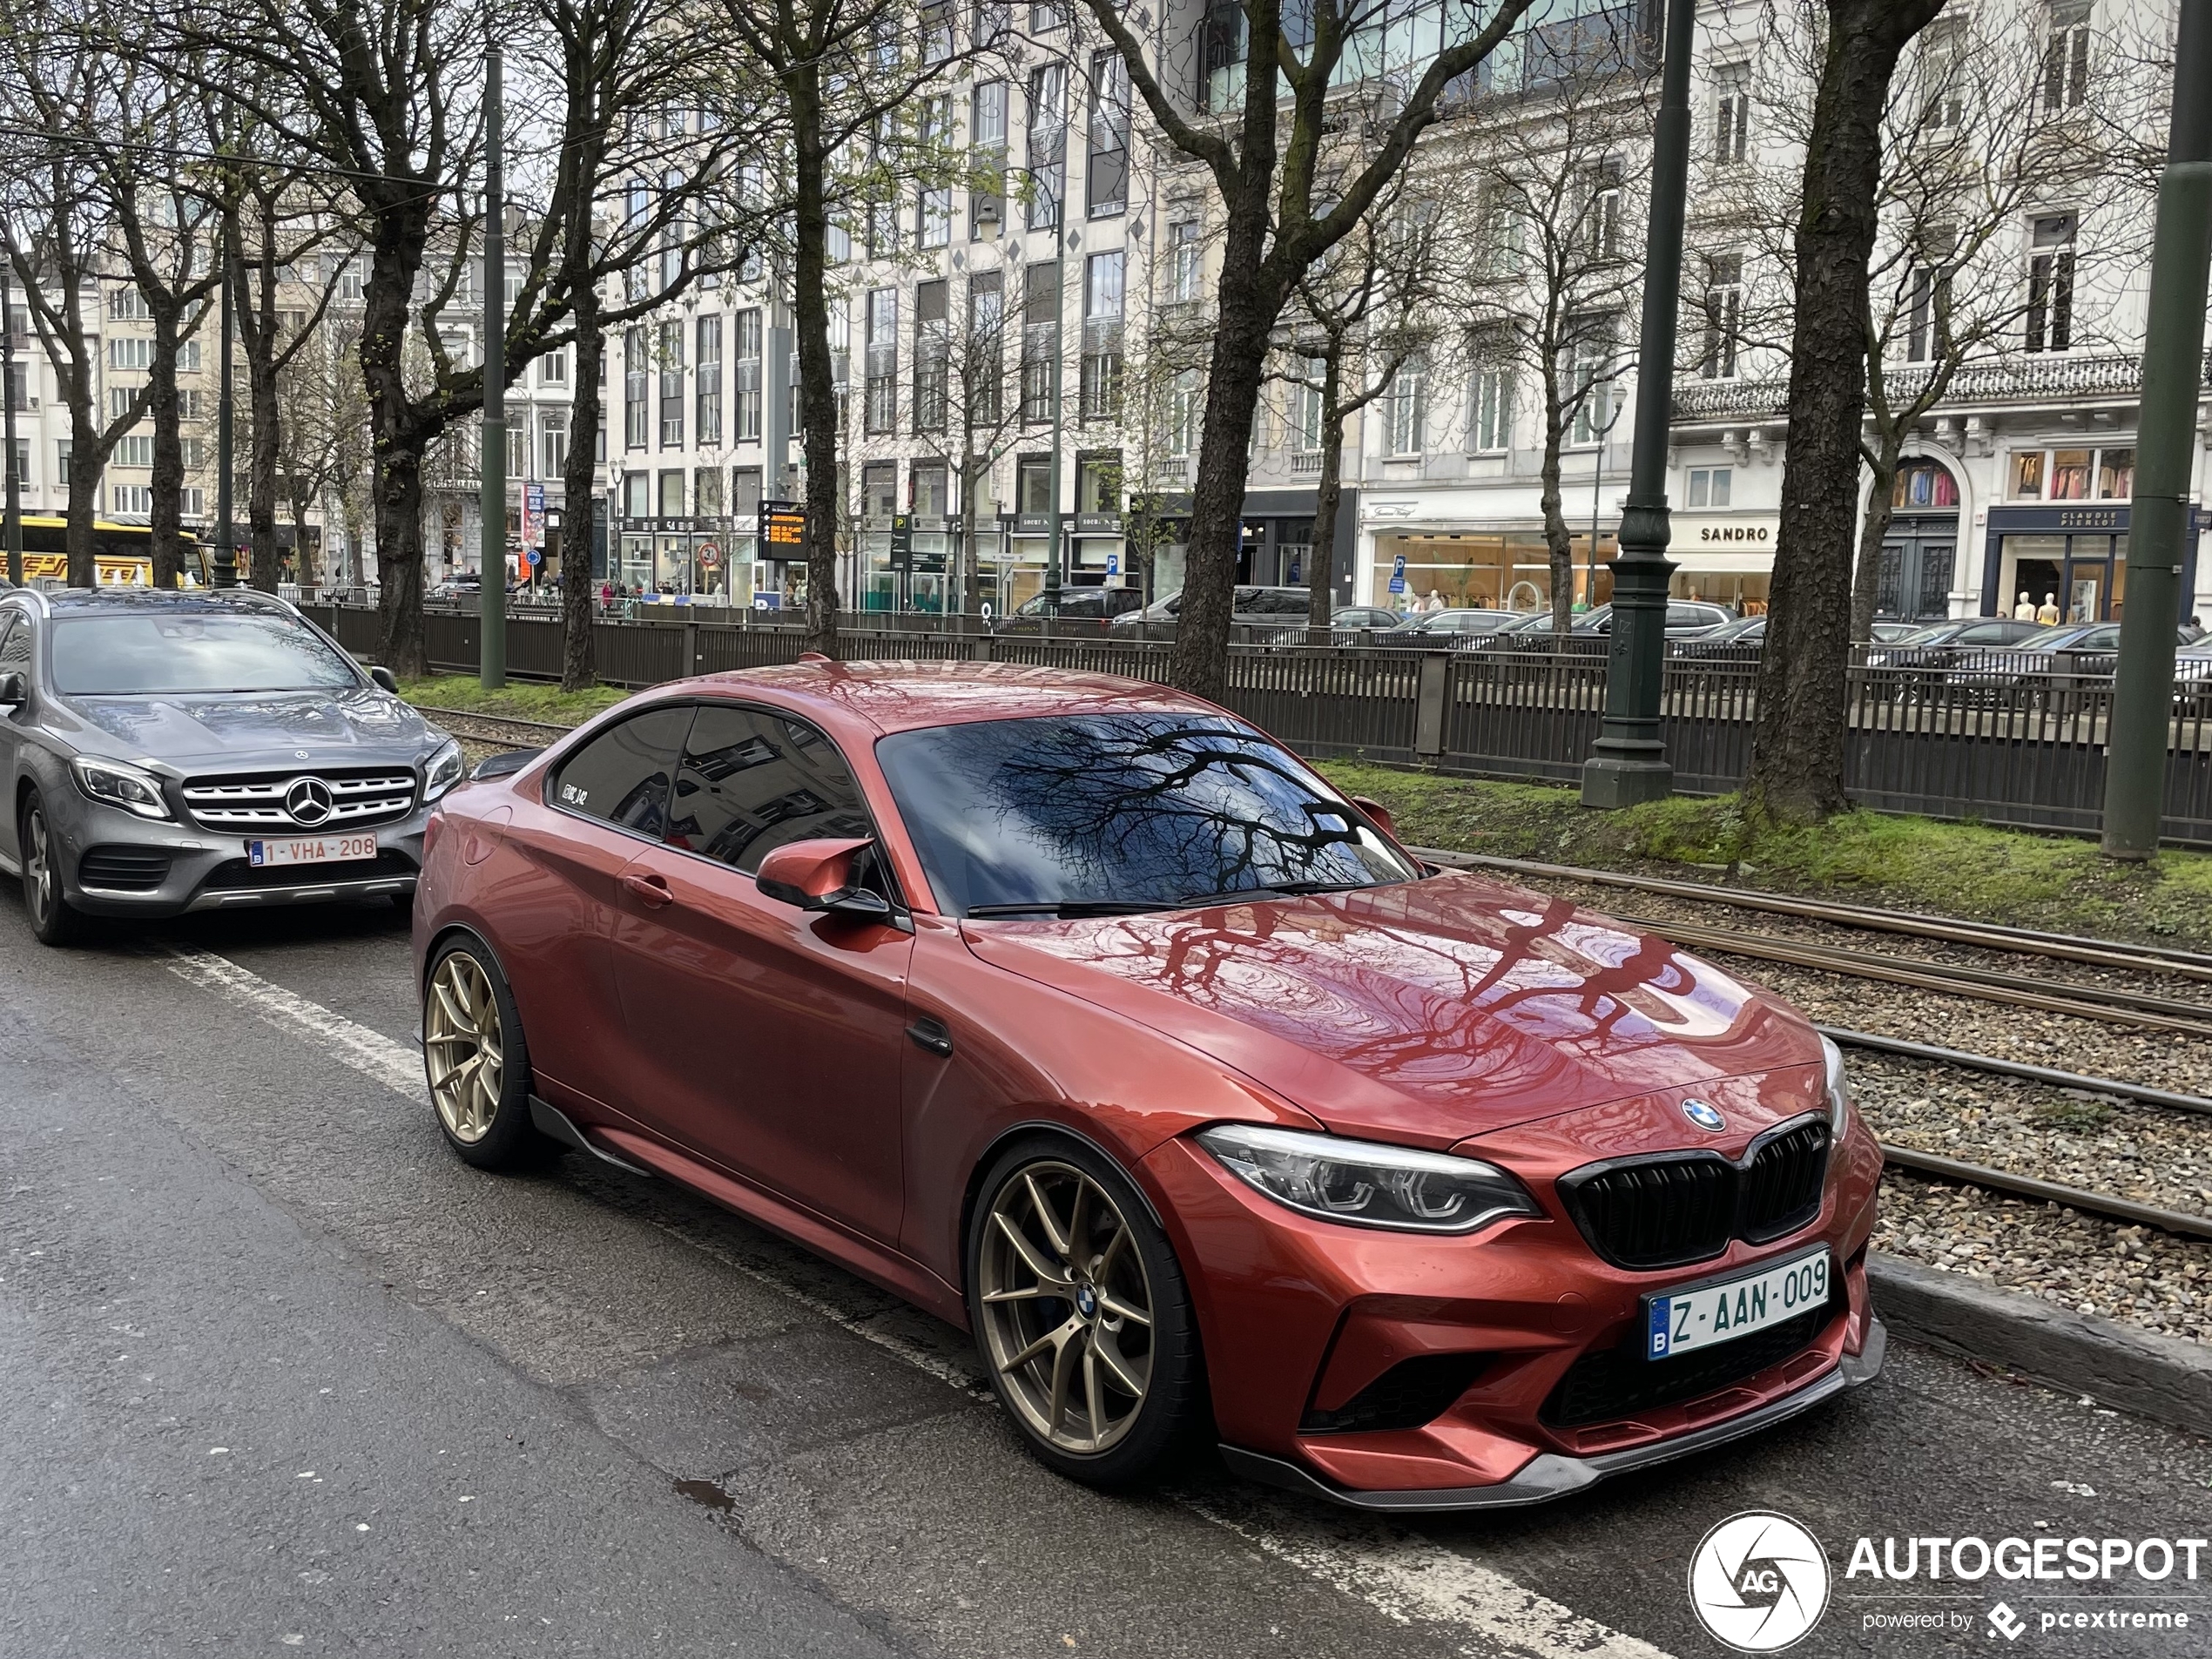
[179,488,203,518]
[1202,0,1246,115]
[110,337,153,371]
[696,466,724,517]
[113,484,153,515]
[542,410,569,478]
[973,0,1009,44]
[1168,219,1204,303]
[1581,162,1622,260]
[865,287,899,435]
[1021,260,1060,425]
[915,280,949,435]
[2008,445,2131,501]
[1567,319,1617,445]
[1166,369,1199,459]
[2026,213,2075,353]
[1079,251,1123,423]
[970,81,1008,236]
[1712,63,1750,164]
[509,422,529,481]
[734,308,763,442]
[541,347,568,387]
[336,262,365,301]
[1076,452,1120,513]
[921,1,953,61]
[179,437,204,469]
[1890,458,1959,508]
[178,341,202,374]
[1471,354,1513,455]
[1028,0,1065,30]
[732,467,762,514]
[968,270,1004,425]
[1293,356,1325,455]
[2043,1,2090,116]
[911,462,948,517]
[624,327,648,449]
[1686,467,1732,508]
[658,319,685,448]
[1700,253,1743,380]
[1026,64,1066,233]
[1905,258,1949,363]
[696,314,723,446]
[1016,454,1055,513]
[1919,20,1966,132]
[861,462,898,520]
[918,96,953,248]
[1480,202,1525,278]
[1086,52,1129,219]
[109,287,151,321]
[659,469,685,518]
[115,435,155,468]
[178,389,206,421]
[1385,354,1426,456]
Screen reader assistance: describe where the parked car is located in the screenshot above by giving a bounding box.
[1671,615,1767,658]
[1379,609,1531,650]
[1330,605,1406,632]
[1939,622,2203,705]
[993,586,1147,635]
[0,587,459,945]
[1870,622,1921,643]
[1109,586,1315,634]
[1861,617,2046,671]
[1467,601,1739,653]
[416,659,1884,1507]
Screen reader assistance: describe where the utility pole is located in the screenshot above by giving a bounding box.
[3,269,22,588]
[1042,82,1072,624]
[214,274,237,587]
[1581,0,1693,807]
[479,42,508,690]
[2101,0,2211,859]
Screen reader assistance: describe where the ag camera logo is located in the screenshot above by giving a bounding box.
[1689,1511,1832,1652]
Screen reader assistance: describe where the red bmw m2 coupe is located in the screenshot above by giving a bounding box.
[413,659,1884,1508]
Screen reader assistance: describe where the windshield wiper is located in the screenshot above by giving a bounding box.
[964,900,1182,918]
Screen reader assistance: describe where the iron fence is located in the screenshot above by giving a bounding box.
[304,604,2212,846]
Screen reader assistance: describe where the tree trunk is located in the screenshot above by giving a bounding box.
[562,290,604,691]
[1851,440,1904,641]
[1539,421,1574,634]
[243,255,282,593]
[64,388,99,587]
[1173,210,1281,701]
[790,62,841,658]
[1745,0,1944,826]
[374,448,428,676]
[145,303,188,590]
[359,211,432,676]
[1305,355,1344,637]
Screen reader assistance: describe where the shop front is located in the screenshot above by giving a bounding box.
[1365,529,1615,616]
[1979,504,2198,623]
[1667,512,1779,613]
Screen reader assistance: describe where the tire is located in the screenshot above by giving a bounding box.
[421,935,544,1170]
[966,1133,1208,1489]
[19,789,88,947]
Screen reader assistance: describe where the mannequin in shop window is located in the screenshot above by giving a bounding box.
[2038,592,2061,624]
[2013,591,2037,621]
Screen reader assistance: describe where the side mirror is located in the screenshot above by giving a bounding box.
[369,665,400,693]
[0,671,22,708]
[1347,794,1397,840]
[755,836,891,924]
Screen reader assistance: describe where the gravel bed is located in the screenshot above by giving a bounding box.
[1527,874,2212,1015]
[1873,1171,2212,1345]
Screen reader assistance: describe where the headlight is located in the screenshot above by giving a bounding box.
[71,756,172,821]
[422,738,464,801]
[1821,1034,1852,1133]
[1197,1123,1540,1235]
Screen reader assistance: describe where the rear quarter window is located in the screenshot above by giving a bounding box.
[550,706,694,838]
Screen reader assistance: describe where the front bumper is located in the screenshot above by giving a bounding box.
[52,792,427,917]
[1142,1104,1886,1508]
[1222,1318,1886,1512]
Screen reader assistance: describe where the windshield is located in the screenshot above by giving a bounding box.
[2013,625,2081,650]
[51,611,361,694]
[1891,624,1955,645]
[875,712,1422,917]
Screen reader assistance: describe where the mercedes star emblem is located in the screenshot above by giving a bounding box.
[285,777,335,826]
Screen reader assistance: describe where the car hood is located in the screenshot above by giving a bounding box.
[55,688,442,772]
[960,871,1820,1148]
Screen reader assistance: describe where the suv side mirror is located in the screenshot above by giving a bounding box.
[756,836,893,925]
[0,671,22,708]
[369,665,400,693]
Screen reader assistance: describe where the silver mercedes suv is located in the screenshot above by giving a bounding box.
[0,586,461,944]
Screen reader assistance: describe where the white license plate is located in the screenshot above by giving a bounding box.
[246,833,379,868]
[1644,1247,1831,1361]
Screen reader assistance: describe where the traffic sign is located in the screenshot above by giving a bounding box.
[762,500,807,554]
[1388,551,1407,596]
[698,541,722,570]
[524,547,542,568]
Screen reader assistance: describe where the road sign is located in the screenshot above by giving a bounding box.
[1388,551,1407,596]
[1106,551,1119,577]
[524,547,542,569]
[698,541,722,570]
[762,500,806,555]
[889,514,913,573]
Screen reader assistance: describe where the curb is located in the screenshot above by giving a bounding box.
[1869,1252,2212,1440]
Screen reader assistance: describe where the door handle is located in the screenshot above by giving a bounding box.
[621,871,673,908]
[906,1017,954,1058]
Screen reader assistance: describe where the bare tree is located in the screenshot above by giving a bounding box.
[1076,0,1539,698]
[0,23,152,584]
[1743,0,1946,826]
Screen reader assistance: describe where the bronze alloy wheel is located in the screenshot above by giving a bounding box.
[425,950,504,1143]
[976,1160,1156,1456]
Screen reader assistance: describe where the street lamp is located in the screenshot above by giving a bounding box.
[1000,91,1075,622]
[479,40,508,690]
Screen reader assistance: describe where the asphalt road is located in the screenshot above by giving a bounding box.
[4,894,2209,1659]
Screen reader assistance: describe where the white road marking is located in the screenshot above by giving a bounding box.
[155,945,425,1098]
[154,944,1673,1659]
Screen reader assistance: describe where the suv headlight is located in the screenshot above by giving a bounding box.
[71,756,172,821]
[1197,1123,1540,1235]
[1821,1034,1853,1133]
[422,738,464,801]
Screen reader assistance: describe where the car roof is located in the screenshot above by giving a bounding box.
[25,587,296,617]
[654,658,1229,739]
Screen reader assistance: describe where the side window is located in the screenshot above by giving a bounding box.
[0,614,30,680]
[550,705,693,838]
[665,705,873,873]
[1957,623,2014,644]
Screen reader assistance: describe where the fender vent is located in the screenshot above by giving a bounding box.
[1300,1352,1491,1435]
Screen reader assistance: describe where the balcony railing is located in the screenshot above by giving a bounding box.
[1673,353,2210,426]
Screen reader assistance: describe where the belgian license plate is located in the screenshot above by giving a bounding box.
[1644,1247,1831,1361]
[247,833,378,868]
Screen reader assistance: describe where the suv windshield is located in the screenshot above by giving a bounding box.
[51,611,361,695]
[875,712,1420,917]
